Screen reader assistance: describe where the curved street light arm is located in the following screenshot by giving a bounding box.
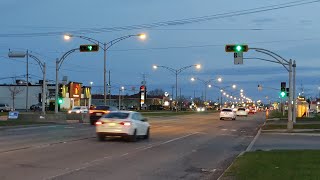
[177,64,197,74]
[251,48,289,64]
[57,48,79,70]
[254,50,289,72]
[28,54,45,73]
[105,35,138,51]
[244,57,281,64]
[157,65,177,74]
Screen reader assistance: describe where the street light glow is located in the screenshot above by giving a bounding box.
[195,64,201,69]
[240,89,244,93]
[208,84,212,88]
[232,84,236,89]
[138,33,147,40]
[217,77,222,82]
[153,65,158,69]
[191,77,195,81]
[220,89,223,92]
[64,34,71,40]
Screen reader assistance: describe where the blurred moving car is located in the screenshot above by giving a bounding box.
[197,107,206,112]
[236,107,248,116]
[220,108,236,120]
[95,111,150,142]
[0,104,12,112]
[68,106,88,114]
[89,105,118,125]
[248,107,256,114]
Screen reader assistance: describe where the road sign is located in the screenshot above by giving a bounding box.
[234,52,243,65]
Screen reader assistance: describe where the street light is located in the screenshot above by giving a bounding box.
[119,86,125,110]
[64,33,146,106]
[153,64,201,111]
[190,77,221,102]
[8,50,47,114]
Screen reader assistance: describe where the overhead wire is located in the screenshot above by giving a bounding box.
[0,0,318,37]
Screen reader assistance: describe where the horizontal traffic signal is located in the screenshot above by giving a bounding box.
[79,44,99,52]
[225,44,249,52]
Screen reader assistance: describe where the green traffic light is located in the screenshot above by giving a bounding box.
[235,45,242,52]
[280,91,286,98]
[58,98,63,104]
[87,45,93,51]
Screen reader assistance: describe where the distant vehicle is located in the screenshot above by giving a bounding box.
[0,104,12,112]
[68,106,88,114]
[220,108,236,120]
[197,107,206,112]
[89,105,118,125]
[248,107,256,114]
[95,111,150,142]
[30,102,42,111]
[236,107,248,116]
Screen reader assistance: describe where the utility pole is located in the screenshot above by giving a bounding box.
[26,50,29,112]
[108,70,111,106]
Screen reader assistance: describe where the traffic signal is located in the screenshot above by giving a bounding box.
[286,88,289,97]
[225,44,249,52]
[79,44,99,52]
[280,82,286,98]
[58,98,63,104]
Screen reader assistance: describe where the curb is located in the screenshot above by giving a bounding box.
[217,122,265,180]
[260,132,320,136]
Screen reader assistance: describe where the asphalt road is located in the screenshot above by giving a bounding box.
[0,112,264,180]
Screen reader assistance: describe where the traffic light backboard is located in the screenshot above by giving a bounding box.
[225,44,249,52]
[79,44,99,52]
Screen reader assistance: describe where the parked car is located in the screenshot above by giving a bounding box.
[89,105,118,125]
[95,111,150,142]
[220,108,236,120]
[68,106,88,114]
[30,103,42,111]
[236,107,248,116]
[0,104,12,112]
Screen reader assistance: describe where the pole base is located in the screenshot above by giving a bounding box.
[287,120,294,131]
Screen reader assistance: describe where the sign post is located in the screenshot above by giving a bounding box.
[234,52,243,65]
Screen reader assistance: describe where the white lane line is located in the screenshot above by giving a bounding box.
[221,129,228,131]
[45,132,199,179]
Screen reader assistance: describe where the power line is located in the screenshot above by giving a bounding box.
[0,0,318,37]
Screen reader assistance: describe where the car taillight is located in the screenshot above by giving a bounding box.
[95,121,103,125]
[119,122,131,126]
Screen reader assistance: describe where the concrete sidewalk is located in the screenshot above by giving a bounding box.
[250,132,320,151]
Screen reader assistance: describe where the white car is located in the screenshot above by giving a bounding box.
[236,107,248,117]
[96,111,150,142]
[220,108,236,120]
[68,106,88,114]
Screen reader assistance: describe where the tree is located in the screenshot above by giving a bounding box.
[148,88,165,97]
[8,85,24,110]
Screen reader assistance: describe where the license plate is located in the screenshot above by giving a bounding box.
[109,122,116,126]
[96,113,102,116]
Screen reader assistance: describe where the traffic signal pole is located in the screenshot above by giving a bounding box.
[236,47,296,130]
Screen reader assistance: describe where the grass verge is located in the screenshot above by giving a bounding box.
[0,120,54,127]
[222,150,320,180]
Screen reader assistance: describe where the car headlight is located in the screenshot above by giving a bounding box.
[68,110,72,114]
[201,108,205,111]
[76,110,81,113]
[197,108,201,112]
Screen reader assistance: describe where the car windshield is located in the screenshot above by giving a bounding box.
[238,108,245,111]
[73,107,81,110]
[94,106,110,110]
[222,109,232,112]
[104,112,129,119]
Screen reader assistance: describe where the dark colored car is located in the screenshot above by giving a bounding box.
[30,103,42,111]
[89,105,118,125]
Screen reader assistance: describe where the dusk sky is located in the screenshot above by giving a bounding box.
[1,0,320,103]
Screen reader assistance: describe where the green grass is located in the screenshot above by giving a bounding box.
[0,112,8,116]
[263,123,320,130]
[268,110,288,119]
[223,150,320,180]
[0,120,54,127]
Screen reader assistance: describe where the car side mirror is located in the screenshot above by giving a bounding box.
[141,118,148,122]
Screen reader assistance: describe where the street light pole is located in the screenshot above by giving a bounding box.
[64,34,146,106]
[26,50,29,112]
[153,64,201,112]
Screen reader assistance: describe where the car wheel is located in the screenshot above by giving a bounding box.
[144,128,150,139]
[0,110,3,112]
[129,129,137,142]
[97,134,105,141]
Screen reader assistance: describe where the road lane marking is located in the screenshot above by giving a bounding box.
[45,132,200,179]
[7,125,58,131]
